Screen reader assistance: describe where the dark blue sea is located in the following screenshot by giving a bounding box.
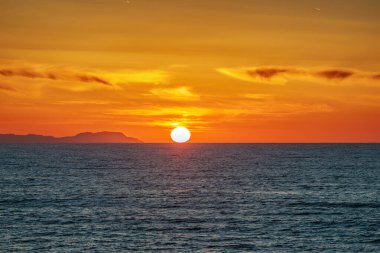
[0,144,379,252]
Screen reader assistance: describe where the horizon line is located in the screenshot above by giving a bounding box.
[0,142,379,144]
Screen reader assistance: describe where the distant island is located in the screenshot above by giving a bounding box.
[0,131,143,143]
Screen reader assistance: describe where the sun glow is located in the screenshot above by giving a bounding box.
[171,127,191,143]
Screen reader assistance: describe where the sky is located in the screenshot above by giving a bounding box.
[0,0,379,142]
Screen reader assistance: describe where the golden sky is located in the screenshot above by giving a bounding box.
[1,0,380,142]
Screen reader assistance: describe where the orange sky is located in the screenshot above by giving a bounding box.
[1,0,380,142]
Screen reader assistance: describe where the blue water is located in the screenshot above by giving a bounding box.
[0,144,379,252]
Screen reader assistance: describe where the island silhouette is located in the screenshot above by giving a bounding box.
[0,131,142,143]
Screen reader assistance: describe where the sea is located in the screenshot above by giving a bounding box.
[0,144,379,252]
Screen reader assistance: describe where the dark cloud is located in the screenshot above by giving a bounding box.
[315,70,354,80]
[0,68,111,86]
[76,75,111,86]
[216,66,380,85]
[0,69,46,79]
[248,68,291,78]
[245,67,357,81]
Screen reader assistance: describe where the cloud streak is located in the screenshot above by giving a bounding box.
[218,66,380,85]
[148,87,200,101]
[0,67,112,86]
[0,83,17,92]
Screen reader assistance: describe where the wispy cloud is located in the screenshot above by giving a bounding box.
[0,67,112,86]
[103,70,170,84]
[243,93,273,100]
[148,87,200,101]
[217,66,380,85]
[0,62,172,89]
[112,106,211,117]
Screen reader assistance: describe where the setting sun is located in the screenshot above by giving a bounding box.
[171,127,191,143]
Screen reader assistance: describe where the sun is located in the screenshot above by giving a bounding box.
[171,127,191,143]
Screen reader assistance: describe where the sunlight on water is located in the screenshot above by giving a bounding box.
[0,144,379,252]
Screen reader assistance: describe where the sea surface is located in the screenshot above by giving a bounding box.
[0,144,379,252]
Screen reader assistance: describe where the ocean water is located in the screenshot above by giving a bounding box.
[0,144,379,252]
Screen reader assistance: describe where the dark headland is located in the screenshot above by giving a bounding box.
[0,131,142,143]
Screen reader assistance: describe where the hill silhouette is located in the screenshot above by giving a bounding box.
[0,131,142,143]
